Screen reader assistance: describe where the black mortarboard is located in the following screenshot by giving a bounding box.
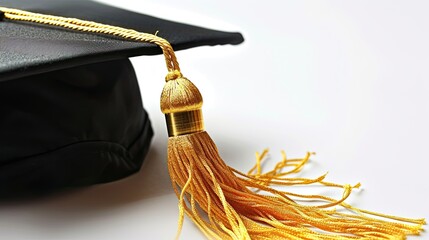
[0,0,243,197]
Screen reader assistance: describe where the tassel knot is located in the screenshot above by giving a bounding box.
[165,70,183,82]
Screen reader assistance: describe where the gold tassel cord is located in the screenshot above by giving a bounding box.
[0,7,180,73]
[1,6,425,239]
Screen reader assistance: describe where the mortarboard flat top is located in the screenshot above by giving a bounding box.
[0,0,244,81]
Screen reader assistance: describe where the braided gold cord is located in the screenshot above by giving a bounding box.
[0,6,181,74]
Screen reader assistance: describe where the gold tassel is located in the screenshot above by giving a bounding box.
[2,6,425,239]
[161,74,425,239]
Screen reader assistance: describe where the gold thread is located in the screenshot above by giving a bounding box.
[166,109,204,137]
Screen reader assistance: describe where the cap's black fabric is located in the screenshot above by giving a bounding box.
[0,0,244,198]
[0,59,152,198]
[0,0,244,81]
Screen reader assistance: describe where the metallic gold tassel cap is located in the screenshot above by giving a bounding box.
[161,72,205,136]
[165,109,204,137]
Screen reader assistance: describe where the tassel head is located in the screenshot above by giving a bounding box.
[161,73,205,137]
[161,73,203,114]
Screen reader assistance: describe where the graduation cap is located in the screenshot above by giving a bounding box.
[0,1,425,239]
[0,0,243,197]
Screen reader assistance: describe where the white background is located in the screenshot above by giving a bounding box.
[1,0,428,239]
